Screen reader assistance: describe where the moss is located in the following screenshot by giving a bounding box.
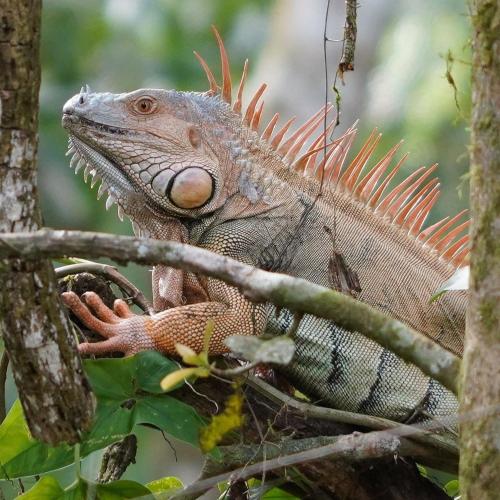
[199,388,244,453]
[477,110,493,129]
[460,1,499,497]
[478,300,498,333]
[472,0,498,67]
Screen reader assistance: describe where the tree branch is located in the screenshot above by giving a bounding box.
[0,228,460,393]
[0,1,93,445]
[460,0,500,496]
[173,430,424,499]
[55,262,152,313]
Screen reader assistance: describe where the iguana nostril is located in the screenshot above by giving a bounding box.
[79,95,85,105]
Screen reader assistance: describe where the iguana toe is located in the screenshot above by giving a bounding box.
[62,291,155,356]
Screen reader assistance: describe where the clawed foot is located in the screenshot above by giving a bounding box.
[62,291,155,356]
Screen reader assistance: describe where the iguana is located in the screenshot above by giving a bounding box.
[61,29,468,424]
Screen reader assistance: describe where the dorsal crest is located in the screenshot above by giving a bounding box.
[193,27,469,269]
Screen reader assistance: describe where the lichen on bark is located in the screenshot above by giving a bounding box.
[459,0,500,497]
[0,0,93,444]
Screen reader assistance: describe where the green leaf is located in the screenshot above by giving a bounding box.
[444,479,460,496]
[241,479,299,499]
[17,476,153,500]
[224,336,295,365]
[95,479,153,499]
[416,464,428,478]
[431,266,469,302]
[146,476,183,498]
[160,367,210,392]
[0,400,38,471]
[174,343,200,366]
[261,487,298,499]
[17,476,65,499]
[0,352,205,479]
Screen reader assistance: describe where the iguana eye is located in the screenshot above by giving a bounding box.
[167,167,214,209]
[134,97,156,114]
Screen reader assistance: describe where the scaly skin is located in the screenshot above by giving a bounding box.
[60,43,466,422]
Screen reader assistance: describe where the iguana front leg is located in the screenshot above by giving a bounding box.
[147,219,190,311]
[152,266,209,311]
[62,279,267,356]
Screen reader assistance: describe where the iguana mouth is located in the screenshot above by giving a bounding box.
[65,133,134,222]
[63,113,132,137]
[65,133,176,237]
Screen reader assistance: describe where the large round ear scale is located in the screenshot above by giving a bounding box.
[168,167,214,209]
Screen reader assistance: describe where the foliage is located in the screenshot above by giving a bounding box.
[417,464,460,496]
[199,388,244,453]
[145,476,183,498]
[224,335,295,365]
[17,475,184,500]
[160,320,215,391]
[0,352,204,479]
[218,478,299,499]
[18,475,153,500]
[444,479,460,497]
[160,366,211,392]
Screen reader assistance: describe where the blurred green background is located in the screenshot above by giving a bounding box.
[2,0,471,497]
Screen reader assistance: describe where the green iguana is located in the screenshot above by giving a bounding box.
[61,29,467,424]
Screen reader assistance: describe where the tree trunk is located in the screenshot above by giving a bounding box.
[0,0,93,444]
[459,0,500,497]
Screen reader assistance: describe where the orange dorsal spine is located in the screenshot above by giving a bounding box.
[194,28,470,269]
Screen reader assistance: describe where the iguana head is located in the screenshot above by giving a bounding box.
[62,28,331,236]
[62,85,250,225]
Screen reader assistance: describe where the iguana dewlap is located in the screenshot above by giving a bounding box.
[61,29,467,423]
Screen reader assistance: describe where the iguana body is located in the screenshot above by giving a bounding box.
[61,30,467,423]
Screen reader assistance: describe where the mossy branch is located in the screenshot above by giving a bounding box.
[174,429,428,499]
[0,229,460,393]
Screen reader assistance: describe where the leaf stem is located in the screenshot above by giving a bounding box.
[74,443,81,479]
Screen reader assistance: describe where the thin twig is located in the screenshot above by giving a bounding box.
[200,432,432,498]
[329,0,358,129]
[55,262,152,313]
[211,360,261,378]
[338,0,357,78]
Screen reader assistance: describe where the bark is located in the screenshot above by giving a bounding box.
[459,1,500,497]
[0,0,93,444]
[0,229,461,394]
